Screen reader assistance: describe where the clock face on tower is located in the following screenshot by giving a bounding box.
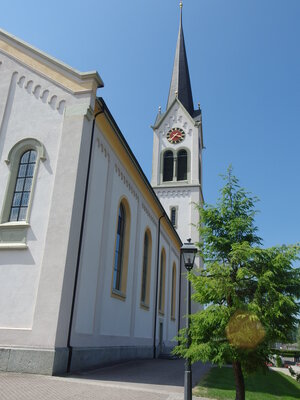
[166,127,186,144]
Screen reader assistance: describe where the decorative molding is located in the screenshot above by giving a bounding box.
[16,74,66,114]
[114,163,139,201]
[159,109,193,137]
[96,136,110,161]
[156,189,191,199]
[142,202,156,225]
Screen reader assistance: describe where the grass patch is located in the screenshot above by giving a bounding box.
[194,367,300,400]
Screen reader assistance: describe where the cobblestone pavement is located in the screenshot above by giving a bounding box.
[0,359,211,400]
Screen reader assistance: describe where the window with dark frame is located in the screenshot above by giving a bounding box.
[163,151,174,181]
[158,251,165,312]
[171,264,176,319]
[9,150,37,222]
[171,207,176,226]
[177,149,187,181]
[141,231,149,304]
[113,203,126,291]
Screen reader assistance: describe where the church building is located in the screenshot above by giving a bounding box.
[0,3,203,375]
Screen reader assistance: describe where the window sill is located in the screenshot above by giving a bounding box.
[140,302,150,311]
[0,222,30,249]
[158,310,165,316]
[111,289,126,302]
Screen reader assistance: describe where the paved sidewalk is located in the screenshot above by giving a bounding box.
[0,359,211,400]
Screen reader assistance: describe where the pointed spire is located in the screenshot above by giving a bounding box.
[167,2,194,116]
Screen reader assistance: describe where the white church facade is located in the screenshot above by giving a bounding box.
[0,4,203,375]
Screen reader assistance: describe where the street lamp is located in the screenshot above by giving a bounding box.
[181,239,197,400]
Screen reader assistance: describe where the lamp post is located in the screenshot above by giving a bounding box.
[181,239,197,400]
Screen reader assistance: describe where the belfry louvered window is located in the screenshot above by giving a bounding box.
[163,151,174,182]
[177,149,187,181]
[9,150,37,221]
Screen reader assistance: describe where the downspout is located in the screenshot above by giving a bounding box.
[153,214,165,359]
[66,108,103,373]
[177,251,182,339]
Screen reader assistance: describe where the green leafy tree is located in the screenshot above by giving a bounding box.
[174,167,300,400]
[297,323,300,349]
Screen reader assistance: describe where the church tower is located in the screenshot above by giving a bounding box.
[151,2,204,264]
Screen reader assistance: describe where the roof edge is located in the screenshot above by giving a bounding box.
[0,28,104,88]
[152,97,198,130]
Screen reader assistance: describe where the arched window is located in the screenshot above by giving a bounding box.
[163,151,174,182]
[113,203,126,291]
[0,138,45,249]
[170,207,176,227]
[140,229,152,307]
[9,150,37,221]
[112,199,131,298]
[171,263,176,320]
[177,149,187,181]
[158,249,166,314]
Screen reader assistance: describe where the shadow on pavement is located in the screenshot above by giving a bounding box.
[69,359,211,388]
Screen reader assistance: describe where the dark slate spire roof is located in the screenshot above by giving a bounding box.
[167,3,194,116]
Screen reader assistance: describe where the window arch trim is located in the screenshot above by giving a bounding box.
[0,138,45,249]
[160,147,191,184]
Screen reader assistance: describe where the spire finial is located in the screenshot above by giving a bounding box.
[180,2,183,22]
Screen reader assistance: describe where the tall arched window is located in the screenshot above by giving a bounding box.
[9,150,37,221]
[158,249,166,314]
[171,263,176,320]
[140,229,152,307]
[113,203,126,291]
[112,199,131,298]
[163,151,174,182]
[177,149,187,181]
[170,207,176,227]
[0,138,45,249]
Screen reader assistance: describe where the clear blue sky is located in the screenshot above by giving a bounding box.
[1,0,299,248]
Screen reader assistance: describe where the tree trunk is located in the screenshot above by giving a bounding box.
[232,361,245,400]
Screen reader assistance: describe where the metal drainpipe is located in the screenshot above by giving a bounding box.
[66,109,103,373]
[177,251,182,339]
[153,214,165,359]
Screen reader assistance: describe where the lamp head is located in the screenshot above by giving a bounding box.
[181,239,197,271]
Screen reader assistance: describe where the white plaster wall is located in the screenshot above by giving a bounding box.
[133,207,157,339]
[98,163,138,337]
[74,133,109,334]
[0,50,94,347]
[71,123,181,350]
[0,54,65,329]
